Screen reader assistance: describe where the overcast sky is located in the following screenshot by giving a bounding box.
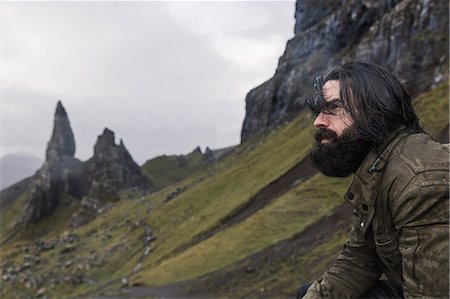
[1,1,295,165]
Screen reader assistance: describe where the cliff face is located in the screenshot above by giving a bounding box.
[241,0,449,141]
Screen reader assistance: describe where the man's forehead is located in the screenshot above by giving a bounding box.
[322,80,340,100]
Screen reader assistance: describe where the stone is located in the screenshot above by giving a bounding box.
[42,241,56,251]
[164,186,187,203]
[37,287,46,296]
[71,197,101,227]
[60,245,77,254]
[63,233,80,243]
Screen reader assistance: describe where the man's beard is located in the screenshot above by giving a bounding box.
[309,126,373,177]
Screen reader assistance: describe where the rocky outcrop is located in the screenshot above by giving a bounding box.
[71,129,150,227]
[203,147,215,163]
[22,102,150,226]
[23,102,88,223]
[241,0,448,141]
[46,102,76,160]
[85,128,149,200]
[70,196,102,227]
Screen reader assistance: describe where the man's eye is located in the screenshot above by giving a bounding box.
[321,101,346,115]
[328,102,341,109]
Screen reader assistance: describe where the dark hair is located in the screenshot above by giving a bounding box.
[320,61,422,144]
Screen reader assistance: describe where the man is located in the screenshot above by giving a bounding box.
[297,61,449,298]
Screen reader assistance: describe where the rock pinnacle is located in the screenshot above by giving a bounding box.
[46,101,76,160]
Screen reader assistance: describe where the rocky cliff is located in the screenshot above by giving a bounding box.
[23,101,87,223]
[85,128,149,201]
[22,102,150,226]
[241,0,449,141]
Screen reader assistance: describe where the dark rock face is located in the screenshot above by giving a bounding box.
[46,101,76,160]
[203,147,215,163]
[24,102,87,223]
[22,102,149,225]
[71,129,149,227]
[85,128,149,201]
[241,0,448,141]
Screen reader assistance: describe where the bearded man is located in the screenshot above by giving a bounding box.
[297,61,449,298]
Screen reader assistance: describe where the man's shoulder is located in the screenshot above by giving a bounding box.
[380,133,449,199]
[391,132,449,175]
[382,133,449,228]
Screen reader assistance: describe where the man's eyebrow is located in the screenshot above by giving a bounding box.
[325,98,341,104]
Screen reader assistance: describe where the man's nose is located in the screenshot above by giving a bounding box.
[313,112,329,128]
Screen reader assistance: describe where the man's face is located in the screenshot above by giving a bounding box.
[309,79,372,177]
[313,80,353,140]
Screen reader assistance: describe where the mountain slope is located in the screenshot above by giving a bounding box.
[0,81,447,299]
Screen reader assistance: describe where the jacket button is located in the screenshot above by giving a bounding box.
[345,192,354,201]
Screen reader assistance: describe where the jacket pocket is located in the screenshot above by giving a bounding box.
[375,233,402,267]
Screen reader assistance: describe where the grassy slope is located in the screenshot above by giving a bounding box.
[223,231,350,298]
[0,111,315,298]
[129,81,449,291]
[129,112,315,278]
[141,148,209,191]
[0,190,28,238]
[0,82,447,298]
[131,174,350,287]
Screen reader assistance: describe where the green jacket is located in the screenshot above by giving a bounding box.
[304,128,449,298]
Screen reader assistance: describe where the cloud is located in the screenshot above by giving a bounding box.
[2,1,295,164]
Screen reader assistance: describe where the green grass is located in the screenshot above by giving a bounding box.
[0,189,28,241]
[217,231,349,299]
[414,80,449,139]
[128,112,315,268]
[141,147,211,191]
[131,174,351,287]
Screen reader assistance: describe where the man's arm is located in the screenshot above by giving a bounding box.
[303,209,382,298]
[393,175,449,298]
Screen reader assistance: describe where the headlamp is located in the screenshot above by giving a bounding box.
[306,76,326,117]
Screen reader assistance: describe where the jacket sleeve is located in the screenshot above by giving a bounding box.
[392,174,449,298]
[303,208,382,298]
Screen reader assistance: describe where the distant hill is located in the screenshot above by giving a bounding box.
[0,152,43,191]
[141,146,235,192]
